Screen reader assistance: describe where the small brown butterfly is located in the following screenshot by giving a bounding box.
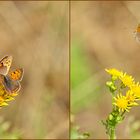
[0,55,24,93]
[134,24,140,43]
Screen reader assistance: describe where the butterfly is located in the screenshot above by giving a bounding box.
[134,24,140,43]
[0,55,24,93]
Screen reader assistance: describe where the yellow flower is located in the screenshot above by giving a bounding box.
[126,90,135,102]
[0,84,5,96]
[113,92,139,112]
[126,90,138,107]
[106,68,135,87]
[105,68,123,78]
[0,83,18,107]
[119,73,134,87]
[113,94,130,112]
[0,96,4,103]
[130,83,140,98]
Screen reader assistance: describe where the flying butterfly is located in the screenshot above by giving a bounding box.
[134,23,140,43]
[0,55,24,93]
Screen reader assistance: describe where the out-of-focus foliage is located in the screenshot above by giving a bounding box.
[70,125,90,139]
[71,1,140,139]
[127,116,140,139]
[0,1,69,139]
[0,117,21,139]
[71,38,91,89]
[71,38,101,113]
[70,114,90,139]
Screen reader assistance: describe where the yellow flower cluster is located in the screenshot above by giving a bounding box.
[0,83,18,108]
[106,68,140,112]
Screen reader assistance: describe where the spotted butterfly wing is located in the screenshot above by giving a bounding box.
[9,68,24,81]
[0,55,13,76]
[2,68,24,93]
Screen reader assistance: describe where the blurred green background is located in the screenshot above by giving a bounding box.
[0,1,69,139]
[71,1,140,139]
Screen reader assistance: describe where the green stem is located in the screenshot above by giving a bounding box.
[109,128,116,139]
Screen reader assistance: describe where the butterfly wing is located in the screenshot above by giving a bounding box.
[1,68,24,93]
[0,55,13,75]
[8,68,24,81]
[2,76,21,93]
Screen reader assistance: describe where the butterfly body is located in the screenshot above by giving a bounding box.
[0,56,23,93]
[4,76,11,89]
[1,75,20,93]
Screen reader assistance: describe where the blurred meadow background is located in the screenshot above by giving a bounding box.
[71,1,140,139]
[0,1,69,139]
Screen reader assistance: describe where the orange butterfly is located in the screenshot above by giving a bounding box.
[0,55,24,93]
[134,24,140,43]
